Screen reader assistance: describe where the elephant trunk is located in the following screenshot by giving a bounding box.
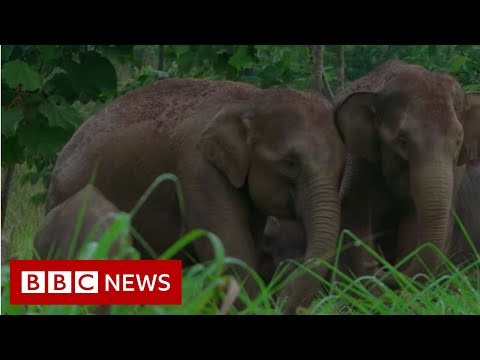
[409,160,454,277]
[302,177,341,266]
[282,175,340,311]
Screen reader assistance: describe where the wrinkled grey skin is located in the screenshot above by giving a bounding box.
[34,184,132,259]
[334,60,480,284]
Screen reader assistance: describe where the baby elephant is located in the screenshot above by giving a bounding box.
[257,216,306,282]
[34,184,132,260]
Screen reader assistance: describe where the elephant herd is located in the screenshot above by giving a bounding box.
[10,59,480,314]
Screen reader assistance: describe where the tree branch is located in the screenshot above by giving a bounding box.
[337,45,345,93]
[1,165,16,228]
[312,45,324,92]
[322,70,334,100]
[158,45,164,71]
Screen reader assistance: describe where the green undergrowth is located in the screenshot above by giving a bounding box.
[1,173,479,315]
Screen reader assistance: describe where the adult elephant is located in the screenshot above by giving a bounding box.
[46,78,346,312]
[450,159,480,265]
[334,59,480,284]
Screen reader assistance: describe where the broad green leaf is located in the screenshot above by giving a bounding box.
[1,106,24,137]
[18,124,71,159]
[43,72,77,102]
[39,98,82,129]
[2,60,43,91]
[1,45,15,62]
[1,136,24,166]
[66,51,117,101]
[228,46,252,70]
[37,45,62,62]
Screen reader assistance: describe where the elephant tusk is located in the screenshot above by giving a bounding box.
[353,229,396,247]
[218,277,241,315]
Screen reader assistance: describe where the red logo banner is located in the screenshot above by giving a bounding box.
[9,260,182,305]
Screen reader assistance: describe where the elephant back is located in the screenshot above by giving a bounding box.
[333,59,425,107]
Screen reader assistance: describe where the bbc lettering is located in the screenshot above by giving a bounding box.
[10,260,182,305]
[21,271,99,293]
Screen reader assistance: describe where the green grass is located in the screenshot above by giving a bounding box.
[1,166,479,315]
[1,164,45,259]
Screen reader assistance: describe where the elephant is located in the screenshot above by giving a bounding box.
[34,184,132,260]
[257,216,306,283]
[450,159,480,265]
[45,78,346,312]
[334,59,480,285]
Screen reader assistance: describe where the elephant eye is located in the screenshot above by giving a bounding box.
[278,155,301,178]
[283,156,298,168]
[397,132,409,148]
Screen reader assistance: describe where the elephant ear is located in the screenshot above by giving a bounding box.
[459,92,480,164]
[198,105,252,188]
[334,92,380,163]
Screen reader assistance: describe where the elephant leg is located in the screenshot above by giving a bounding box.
[338,157,389,279]
[395,211,419,270]
[182,173,262,303]
[339,193,389,279]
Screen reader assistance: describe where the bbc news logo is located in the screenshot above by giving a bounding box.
[10,260,182,305]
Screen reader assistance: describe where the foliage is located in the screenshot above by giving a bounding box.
[2,44,480,205]
[344,45,480,90]
[1,46,127,203]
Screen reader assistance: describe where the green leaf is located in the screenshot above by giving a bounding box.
[39,98,82,129]
[18,124,71,159]
[1,106,24,137]
[66,51,117,101]
[449,56,466,74]
[1,136,25,166]
[2,60,43,91]
[172,45,190,57]
[228,46,252,70]
[1,45,15,62]
[98,45,134,64]
[37,45,62,62]
[43,72,77,102]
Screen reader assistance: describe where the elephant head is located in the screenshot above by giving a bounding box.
[335,60,480,278]
[199,89,346,309]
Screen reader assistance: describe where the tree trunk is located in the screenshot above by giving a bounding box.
[312,45,324,92]
[337,45,345,93]
[1,165,15,228]
[158,45,164,71]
